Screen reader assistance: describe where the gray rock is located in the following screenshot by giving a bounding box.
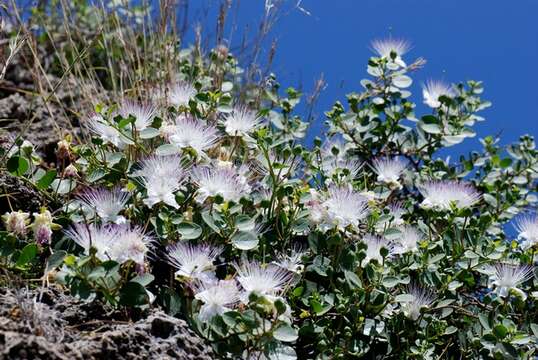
[0,88,78,158]
[0,287,215,360]
[0,51,80,159]
[0,171,45,213]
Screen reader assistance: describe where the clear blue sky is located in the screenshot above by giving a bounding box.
[187,0,538,154]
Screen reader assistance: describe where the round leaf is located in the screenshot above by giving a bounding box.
[231,231,259,250]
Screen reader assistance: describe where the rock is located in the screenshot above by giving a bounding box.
[0,287,215,360]
[0,48,81,160]
[0,172,45,213]
[0,92,75,151]
[150,315,176,339]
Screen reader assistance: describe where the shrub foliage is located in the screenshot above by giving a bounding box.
[1,2,538,359]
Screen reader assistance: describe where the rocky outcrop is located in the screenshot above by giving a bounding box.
[0,172,45,213]
[0,32,82,160]
[0,287,215,360]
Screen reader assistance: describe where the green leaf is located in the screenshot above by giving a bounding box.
[274,298,287,315]
[499,158,512,168]
[344,270,362,289]
[395,294,414,303]
[267,344,296,360]
[384,227,402,240]
[273,323,298,342]
[119,281,149,306]
[217,104,233,113]
[177,222,202,240]
[71,279,92,299]
[448,281,463,291]
[478,314,491,331]
[45,250,66,273]
[159,286,182,316]
[117,116,134,129]
[155,144,178,156]
[435,299,455,308]
[382,276,400,288]
[420,123,442,134]
[16,243,38,267]
[231,230,259,250]
[510,335,532,345]
[392,74,412,88]
[50,179,76,194]
[139,127,161,139]
[131,273,155,287]
[202,211,223,233]
[493,324,508,339]
[483,193,497,207]
[7,156,29,176]
[530,323,538,338]
[221,82,234,92]
[36,170,57,190]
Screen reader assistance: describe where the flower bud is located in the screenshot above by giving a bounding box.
[32,209,53,245]
[2,210,30,237]
[34,225,52,245]
[56,139,71,160]
[64,164,78,177]
[216,44,229,60]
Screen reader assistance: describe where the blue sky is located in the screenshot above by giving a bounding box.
[187,0,538,153]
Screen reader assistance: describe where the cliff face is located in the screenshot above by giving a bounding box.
[0,287,215,360]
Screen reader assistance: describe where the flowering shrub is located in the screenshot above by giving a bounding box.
[2,32,538,359]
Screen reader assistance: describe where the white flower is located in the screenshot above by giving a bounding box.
[401,285,435,321]
[393,226,423,254]
[168,82,197,107]
[166,242,222,283]
[272,247,306,274]
[375,203,406,232]
[305,189,325,224]
[371,157,407,188]
[325,158,363,180]
[76,187,130,223]
[2,210,30,237]
[422,80,455,108]
[514,215,538,250]
[135,155,188,209]
[168,116,219,153]
[193,280,240,321]
[323,185,369,230]
[234,260,293,302]
[254,151,298,182]
[64,223,116,260]
[321,138,348,160]
[488,263,534,300]
[118,100,157,130]
[371,38,410,67]
[65,223,152,265]
[320,139,362,180]
[86,112,123,147]
[388,202,406,226]
[223,106,262,136]
[110,225,153,265]
[362,235,393,266]
[135,155,185,179]
[419,180,480,210]
[192,165,250,203]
